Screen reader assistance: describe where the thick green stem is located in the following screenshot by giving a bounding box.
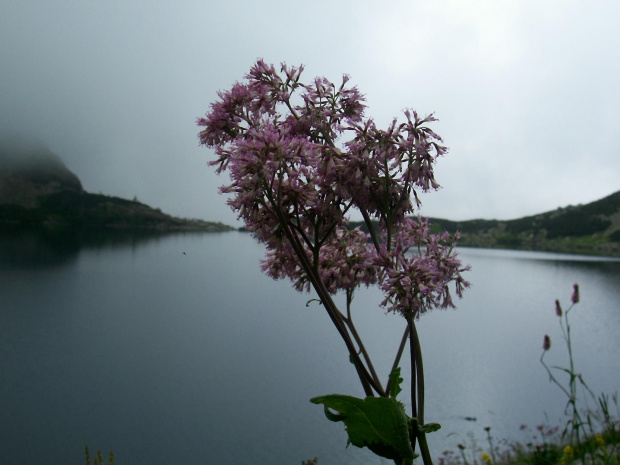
[410,320,426,425]
[408,315,418,457]
[409,315,433,465]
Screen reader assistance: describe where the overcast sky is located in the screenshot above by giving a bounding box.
[1,0,618,226]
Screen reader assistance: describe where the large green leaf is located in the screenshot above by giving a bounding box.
[310,394,414,461]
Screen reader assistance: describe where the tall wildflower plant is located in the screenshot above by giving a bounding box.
[198,60,470,465]
[541,284,595,450]
[541,285,620,465]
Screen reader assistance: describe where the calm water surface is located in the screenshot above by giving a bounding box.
[1,230,619,464]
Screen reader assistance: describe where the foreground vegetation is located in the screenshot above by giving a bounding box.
[437,419,619,465]
[434,285,619,465]
[86,414,619,465]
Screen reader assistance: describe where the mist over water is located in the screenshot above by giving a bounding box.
[0,231,618,464]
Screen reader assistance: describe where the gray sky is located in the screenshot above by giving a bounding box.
[1,0,618,226]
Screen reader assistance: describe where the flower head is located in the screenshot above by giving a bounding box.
[543,334,551,351]
[571,283,580,304]
[198,60,468,319]
[555,299,562,317]
[375,218,470,317]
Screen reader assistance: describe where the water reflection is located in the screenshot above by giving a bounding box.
[0,227,214,269]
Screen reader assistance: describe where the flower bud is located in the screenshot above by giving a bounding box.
[543,334,551,351]
[555,300,562,317]
[571,283,579,303]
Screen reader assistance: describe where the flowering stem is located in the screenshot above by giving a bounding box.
[410,319,425,424]
[540,350,572,398]
[409,321,418,456]
[360,209,382,253]
[542,296,595,452]
[274,205,381,396]
[562,307,581,445]
[386,325,410,395]
[199,61,470,465]
[344,291,385,396]
[267,182,386,397]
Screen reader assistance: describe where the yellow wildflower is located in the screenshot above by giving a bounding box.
[481,452,492,464]
[595,434,606,448]
[560,445,574,465]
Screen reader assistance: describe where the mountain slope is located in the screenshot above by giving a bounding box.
[347,191,620,256]
[0,141,230,232]
[427,190,620,256]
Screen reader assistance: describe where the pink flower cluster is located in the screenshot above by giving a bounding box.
[261,223,379,294]
[198,60,469,318]
[375,218,469,316]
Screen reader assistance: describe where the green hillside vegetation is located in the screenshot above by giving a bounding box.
[350,190,620,257]
[427,190,620,256]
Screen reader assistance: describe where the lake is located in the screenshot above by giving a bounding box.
[1,229,619,465]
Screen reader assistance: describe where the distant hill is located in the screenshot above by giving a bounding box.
[0,139,231,232]
[349,191,620,257]
[427,191,620,256]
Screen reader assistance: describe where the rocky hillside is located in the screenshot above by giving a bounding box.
[0,140,230,232]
